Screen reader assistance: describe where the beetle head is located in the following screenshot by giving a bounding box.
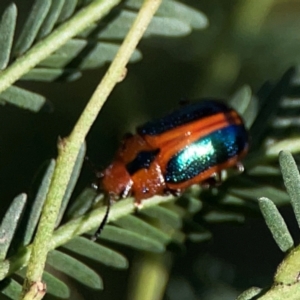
[101,160,133,200]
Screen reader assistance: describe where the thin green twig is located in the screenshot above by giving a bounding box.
[21,0,162,299]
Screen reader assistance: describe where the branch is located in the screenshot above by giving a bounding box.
[21,0,163,299]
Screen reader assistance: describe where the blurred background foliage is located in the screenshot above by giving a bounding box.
[1,0,300,299]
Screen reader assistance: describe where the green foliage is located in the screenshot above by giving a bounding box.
[0,3,16,70]
[237,287,262,300]
[0,2,210,298]
[1,64,299,299]
[0,194,27,260]
[0,0,207,112]
[235,151,300,299]
[1,1,300,300]
[258,197,293,252]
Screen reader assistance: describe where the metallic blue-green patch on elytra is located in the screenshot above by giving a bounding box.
[165,125,248,184]
[137,100,231,136]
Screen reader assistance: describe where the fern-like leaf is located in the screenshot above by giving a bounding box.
[237,151,300,299]
[22,160,56,246]
[0,0,207,111]
[63,236,128,269]
[0,279,22,300]
[36,0,65,39]
[47,250,103,290]
[0,194,27,260]
[100,225,166,253]
[279,150,300,225]
[13,1,51,56]
[0,3,16,70]
[0,84,48,112]
[2,68,300,299]
[249,67,295,149]
[258,197,293,252]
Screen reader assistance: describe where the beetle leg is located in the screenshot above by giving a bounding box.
[213,172,222,184]
[163,188,171,196]
[164,188,182,197]
[134,199,143,214]
[235,161,245,173]
[200,172,222,189]
[171,189,182,197]
[135,201,143,209]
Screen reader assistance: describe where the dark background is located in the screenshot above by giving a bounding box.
[1,0,300,299]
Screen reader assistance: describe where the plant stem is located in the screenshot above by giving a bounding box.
[129,253,172,300]
[21,0,162,299]
[0,0,122,94]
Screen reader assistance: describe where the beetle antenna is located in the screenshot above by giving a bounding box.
[91,196,111,241]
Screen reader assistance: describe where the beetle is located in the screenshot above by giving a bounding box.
[92,99,249,240]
